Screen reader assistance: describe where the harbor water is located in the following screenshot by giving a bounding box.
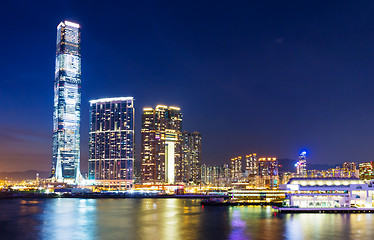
[0,198,373,240]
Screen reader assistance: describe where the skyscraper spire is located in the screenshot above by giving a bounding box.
[51,20,82,182]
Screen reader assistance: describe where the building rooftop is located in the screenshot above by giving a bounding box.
[89,97,134,104]
[287,177,365,186]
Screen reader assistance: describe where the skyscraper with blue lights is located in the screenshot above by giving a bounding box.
[51,21,82,182]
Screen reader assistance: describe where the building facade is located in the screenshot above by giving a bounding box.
[51,21,82,182]
[230,156,243,182]
[181,131,202,184]
[280,178,374,209]
[342,162,358,178]
[258,157,279,189]
[88,97,135,183]
[245,153,258,177]
[359,162,374,180]
[295,151,307,177]
[140,105,182,184]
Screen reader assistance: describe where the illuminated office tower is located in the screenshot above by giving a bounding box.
[51,21,82,182]
[295,151,307,177]
[141,105,182,184]
[230,156,243,182]
[181,131,202,184]
[88,98,134,184]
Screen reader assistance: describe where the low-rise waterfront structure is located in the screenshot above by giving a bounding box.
[279,178,374,209]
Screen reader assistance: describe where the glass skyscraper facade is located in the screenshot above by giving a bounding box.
[88,97,135,181]
[51,21,82,182]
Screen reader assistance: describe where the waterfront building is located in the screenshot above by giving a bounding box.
[280,178,374,209]
[228,189,286,204]
[181,131,202,184]
[295,151,307,177]
[51,21,82,182]
[359,162,374,180]
[230,156,243,182]
[140,106,182,184]
[88,97,134,187]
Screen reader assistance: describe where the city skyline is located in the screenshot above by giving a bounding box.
[3,2,374,172]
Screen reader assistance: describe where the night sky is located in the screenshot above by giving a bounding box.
[2,1,374,172]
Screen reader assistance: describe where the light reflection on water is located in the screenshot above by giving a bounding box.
[0,199,374,240]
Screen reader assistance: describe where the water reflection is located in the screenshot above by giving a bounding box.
[1,199,374,240]
[40,199,97,240]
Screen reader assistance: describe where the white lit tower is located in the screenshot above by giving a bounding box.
[295,151,307,177]
[51,21,82,182]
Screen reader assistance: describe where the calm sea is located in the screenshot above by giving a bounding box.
[0,198,373,240]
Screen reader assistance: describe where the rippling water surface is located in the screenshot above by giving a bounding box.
[0,198,374,240]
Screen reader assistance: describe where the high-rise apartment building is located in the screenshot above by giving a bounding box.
[230,156,243,182]
[201,164,230,186]
[141,105,182,184]
[181,131,202,184]
[359,162,374,180]
[342,162,358,178]
[245,153,258,177]
[201,164,207,183]
[258,157,279,189]
[295,151,307,177]
[51,21,82,182]
[88,97,134,184]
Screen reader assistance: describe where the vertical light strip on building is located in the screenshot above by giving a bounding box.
[51,21,82,182]
[140,106,183,184]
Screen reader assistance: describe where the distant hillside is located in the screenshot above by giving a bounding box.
[0,170,50,181]
[278,159,337,172]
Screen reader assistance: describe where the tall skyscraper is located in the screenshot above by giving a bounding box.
[88,97,134,185]
[295,151,307,177]
[181,131,202,184]
[51,21,82,182]
[230,156,243,182]
[141,105,182,184]
[245,153,258,177]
